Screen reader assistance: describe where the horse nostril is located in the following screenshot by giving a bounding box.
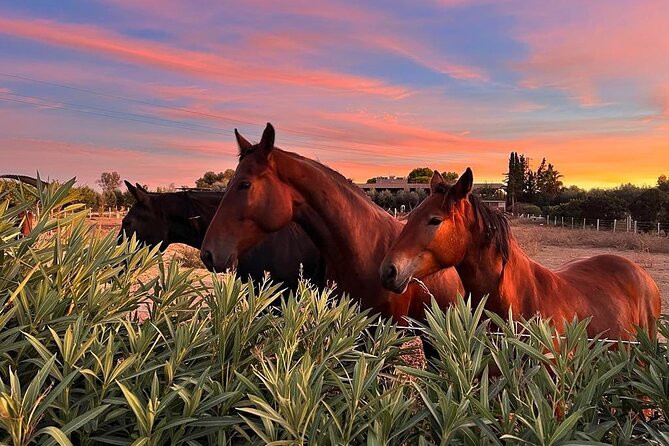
[200,249,214,268]
[383,263,398,282]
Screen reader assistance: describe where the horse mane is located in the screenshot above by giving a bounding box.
[436,184,511,264]
[0,174,49,188]
[241,144,376,204]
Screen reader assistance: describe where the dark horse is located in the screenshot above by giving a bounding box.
[121,182,325,290]
[200,123,463,323]
[380,169,661,339]
[1,174,42,236]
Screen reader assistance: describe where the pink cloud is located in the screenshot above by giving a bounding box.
[0,15,408,98]
[511,1,669,107]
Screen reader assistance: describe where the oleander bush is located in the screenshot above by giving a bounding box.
[0,181,667,445]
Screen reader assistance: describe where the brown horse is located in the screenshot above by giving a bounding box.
[380,169,661,339]
[18,210,35,236]
[1,174,44,236]
[120,183,325,291]
[201,123,463,323]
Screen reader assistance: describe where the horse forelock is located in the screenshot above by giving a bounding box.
[433,185,510,265]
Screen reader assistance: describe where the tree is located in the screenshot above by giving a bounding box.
[96,172,122,193]
[630,189,669,222]
[96,172,122,209]
[441,171,459,183]
[579,191,627,220]
[195,170,235,190]
[377,190,395,209]
[365,188,378,203]
[504,152,528,208]
[156,183,176,193]
[71,186,101,210]
[535,158,564,201]
[366,177,377,184]
[408,167,433,184]
[658,174,669,193]
[476,183,500,200]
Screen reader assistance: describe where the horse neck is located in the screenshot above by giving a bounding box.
[274,150,401,289]
[456,212,547,316]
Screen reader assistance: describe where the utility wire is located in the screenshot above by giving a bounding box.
[0,72,465,156]
[0,89,458,162]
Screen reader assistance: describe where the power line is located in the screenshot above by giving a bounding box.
[0,94,234,137]
[0,90,461,162]
[0,72,466,156]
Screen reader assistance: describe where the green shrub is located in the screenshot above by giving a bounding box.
[511,202,542,216]
[1,181,668,445]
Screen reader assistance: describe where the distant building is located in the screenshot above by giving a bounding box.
[357,176,507,210]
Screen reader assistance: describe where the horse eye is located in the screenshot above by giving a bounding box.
[428,217,443,226]
[238,181,251,190]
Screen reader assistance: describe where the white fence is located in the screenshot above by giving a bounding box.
[87,208,128,219]
[516,214,669,237]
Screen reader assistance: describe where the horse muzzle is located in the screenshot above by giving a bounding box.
[200,247,238,273]
[380,259,412,294]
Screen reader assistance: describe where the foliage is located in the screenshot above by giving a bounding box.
[441,171,459,183]
[504,152,530,206]
[96,172,122,194]
[195,170,235,190]
[630,188,669,222]
[511,202,542,215]
[408,167,433,184]
[1,183,668,444]
[71,186,101,211]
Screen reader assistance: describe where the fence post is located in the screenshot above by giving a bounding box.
[561,216,564,227]
[571,217,574,229]
[634,220,637,233]
[596,219,600,231]
[583,218,586,230]
[547,214,550,226]
[554,216,557,226]
[613,219,616,232]
[659,222,661,236]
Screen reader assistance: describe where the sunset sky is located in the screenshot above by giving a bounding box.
[1,0,668,190]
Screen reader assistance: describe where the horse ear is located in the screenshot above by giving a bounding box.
[135,183,149,193]
[235,129,253,156]
[124,180,137,196]
[259,122,275,152]
[451,167,473,200]
[128,182,150,204]
[429,171,445,194]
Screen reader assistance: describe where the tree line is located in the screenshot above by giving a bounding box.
[504,152,669,223]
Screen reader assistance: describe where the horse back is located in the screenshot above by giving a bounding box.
[555,254,661,338]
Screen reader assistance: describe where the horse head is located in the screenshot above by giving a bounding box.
[120,181,169,249]
[200,123,296,272]
[380,169,475,293]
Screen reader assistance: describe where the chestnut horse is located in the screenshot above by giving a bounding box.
[1,174,43,236]
[380,169,661,339]
[201,123,463,323]
[120,182,325,291]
